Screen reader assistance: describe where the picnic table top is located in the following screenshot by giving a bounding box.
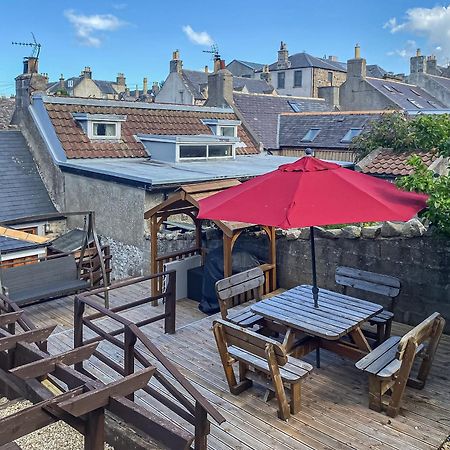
[250,284,383,340]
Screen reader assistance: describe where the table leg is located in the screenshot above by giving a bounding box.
[349,327,372,353]
[316,348,321,368]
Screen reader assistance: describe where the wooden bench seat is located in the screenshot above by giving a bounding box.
[215,267,265,327]
[356,312,445,417]
[213,318,313,420]
[1,256,90,306]
[336,266,400,346]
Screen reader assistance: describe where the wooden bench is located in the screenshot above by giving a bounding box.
[213,318,313,420]
[215,267,265,328]
[336,266,401,345]
[355,312,445,417]
[0,255,90,306]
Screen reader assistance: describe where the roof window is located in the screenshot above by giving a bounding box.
[288,101,301,112]
[301,128,320,142]
[341,128,362,143]
[410,88,421,97]
[407,98,423,109]
[73,113,126,140]
[383,84,393,92]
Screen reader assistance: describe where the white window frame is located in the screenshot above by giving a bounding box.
[218,125,237,137]
[88,121,121,140]
[177,143,235,161]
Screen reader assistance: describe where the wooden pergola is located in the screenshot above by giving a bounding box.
[144,180,277,296]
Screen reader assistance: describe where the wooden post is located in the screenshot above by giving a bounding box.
[194,400,209,450]
[164,271,176,334]
[74,298,85,372]
[223,234,232,279]
[124,325,137,401]
[150,216,159,303]
[85,408,105,450]
[268,226,277,292]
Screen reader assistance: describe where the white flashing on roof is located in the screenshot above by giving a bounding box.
[35,94,234,114]
[73,113,127,122]
[201,119,241,126]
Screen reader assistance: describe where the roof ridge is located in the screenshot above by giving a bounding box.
[233,92,325,101]
[280,110,394,116]
[366,76,417,87]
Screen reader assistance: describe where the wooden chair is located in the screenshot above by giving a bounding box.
[355,312,445,417]
[215,267,265,328]
[335,266,401,345]
[213,318,313,420]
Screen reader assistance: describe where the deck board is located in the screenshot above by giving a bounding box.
[19,285,450,450]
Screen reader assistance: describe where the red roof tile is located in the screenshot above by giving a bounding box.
[359,148,437,177]
[44,101,259,159]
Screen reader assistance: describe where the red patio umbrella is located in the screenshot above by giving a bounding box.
[198,156,428,307]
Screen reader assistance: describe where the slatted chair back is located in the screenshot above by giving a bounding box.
[214,318,288,366]
[335,266,400,310]
[215,267,265,320]
[396,312,444,360]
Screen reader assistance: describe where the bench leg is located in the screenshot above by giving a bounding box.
[384,319,393,342]
[290,383,301,414]
[265,344,290,421]
[376,324,385,347]
[368,375,382,412]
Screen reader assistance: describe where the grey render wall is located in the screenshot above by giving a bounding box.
[156,72,194,105]
[409,73,450,107]
[226,61,257,78]
[64,172,147,279]
[339,79,395,111]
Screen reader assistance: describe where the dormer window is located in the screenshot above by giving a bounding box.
[73,113,126,141]
[202,119,240,138]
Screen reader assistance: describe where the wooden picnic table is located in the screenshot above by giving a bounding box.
[250,284,384,361]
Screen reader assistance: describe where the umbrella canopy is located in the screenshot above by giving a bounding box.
[198,157,428,229]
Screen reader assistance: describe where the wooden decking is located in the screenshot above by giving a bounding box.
[22,284,450,450]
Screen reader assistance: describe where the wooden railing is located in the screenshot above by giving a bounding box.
[260,263,276,295]
[74,272,224,449]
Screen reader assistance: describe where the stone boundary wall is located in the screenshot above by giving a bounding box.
[158,219,450,332]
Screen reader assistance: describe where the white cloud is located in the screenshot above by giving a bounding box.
[182,25,213,46]
[387,40,417,59]
[384,5,450,61]
[64,10,126,47]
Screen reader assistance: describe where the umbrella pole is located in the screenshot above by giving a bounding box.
[310,226,319,308]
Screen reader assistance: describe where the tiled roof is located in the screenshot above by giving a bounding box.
[233,93,331,149]
[279,111,382,149]
[44,99,258,158]
[366,77,445,110]
[182,70,208,99]
[0,130,57,222]
[367,65,388,79]
[232,78,274,94]
[0,98,15,129]
[358,148,438,177]
[267,53,347,72]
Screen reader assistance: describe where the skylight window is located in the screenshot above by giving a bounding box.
[391,85,403,94]
[427,100,440,109]
[383,84,393,92]
[407,98,423,109]
[301,128,320,142]
[410,88,421,97]
[341,128,362,143]
[288,101,301,112]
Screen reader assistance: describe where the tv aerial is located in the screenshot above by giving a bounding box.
[12,32,42,59]
[203,44,220,62]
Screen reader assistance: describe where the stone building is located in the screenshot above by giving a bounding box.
[255,41,347,97]
[156,51,275,105]
[226,60,265,78]
[339,45,446,111]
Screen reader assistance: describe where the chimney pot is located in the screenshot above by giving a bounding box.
[135,84,139,98]
[354,44,361,59]
[416,48,421,56]
[204,65,209,73]
[143,77,148,94]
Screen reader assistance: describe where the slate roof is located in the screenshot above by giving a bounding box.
[267,53,347,72]
[426,74,450,91]
[43,98,258,158]
[367,65,388,79]
[0,98,15,129]
[0,235,42,254]
[366,77,445,110]
[279,111,382,149]
[47,77,118,96]
[233,60,265,71]
[0,130,57,223]
[358,148,438,177]
[181,70,274,99]
[233,93,331,149]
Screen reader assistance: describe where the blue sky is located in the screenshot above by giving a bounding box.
[1,1,449,96]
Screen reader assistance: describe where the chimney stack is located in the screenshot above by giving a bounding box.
[152,81,160,95]
[426,55,438,75]
[260,65,271,83]
[346,43,366,79]
[82,66,92,79]
[59,74,65,90]
[410,48,427,74]
[23,56,39,74]
[205,62,233,108]
[143,77,148,94]
[135,84,139,98]
[116,72,126,86]
[277,41,290,69]
[170,50,183,74]
[328,55,338,62]
[204,65,209,73]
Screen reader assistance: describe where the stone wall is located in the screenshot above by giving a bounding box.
[312,68,346,97]
[158,220,450,332]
